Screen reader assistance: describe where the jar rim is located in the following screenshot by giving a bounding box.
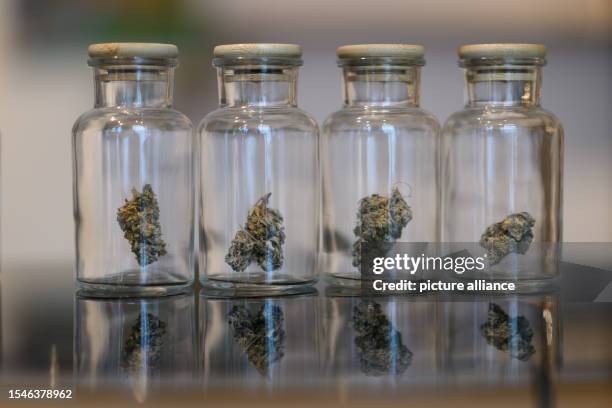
[213,56,303,68]
[459,57,546,68]
[88,56,178,68]
[338,56,425,67]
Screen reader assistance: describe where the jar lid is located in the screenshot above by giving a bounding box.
[337,44,425,59]
[458,43,546,61]
[89,43,178,59]
[336,44,425,67]
[213,43,303,66]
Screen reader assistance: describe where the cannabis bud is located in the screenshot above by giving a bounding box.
[480,303,535,361]
[353,300,412,376]
[226,193,286,272]
[352,187,412,268]
[480,212,535,265]
[117,184,167,266]
[228,304,285,376]
[121,312,167,373]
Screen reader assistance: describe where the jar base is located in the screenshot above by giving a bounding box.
[201,277,317,298]
[77,280,193,298]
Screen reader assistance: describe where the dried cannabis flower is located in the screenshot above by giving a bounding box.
[480,303,535,361]
[353,300,412,376]
[352,187,412,267]
[226,193,286,272]
[228,304,285,376]
[121,312,167,373]
[117,184,167,266]
[480,212,535,265]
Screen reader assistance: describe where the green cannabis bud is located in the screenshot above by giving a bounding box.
[121,312,167,373]
[117,184,167,266]
[352,187,412,268]
[228,304,285,376]
[353,300,412,376]
[225,193,286,272]
[480,303,535,361]
[480,212,535,265]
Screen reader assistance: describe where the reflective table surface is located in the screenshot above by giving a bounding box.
[0,260,611,407]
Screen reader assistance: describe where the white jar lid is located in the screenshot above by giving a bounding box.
[458,43,546,60]
[337,44,425,59]
[88,43,179,59]
[213,43,302,59]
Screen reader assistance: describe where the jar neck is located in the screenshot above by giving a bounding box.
[464,64,542,108]
[93,65,174,108]
[217,65,298,108]
[342,65,420,107]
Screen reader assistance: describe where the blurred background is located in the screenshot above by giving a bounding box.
[0,0,610,268]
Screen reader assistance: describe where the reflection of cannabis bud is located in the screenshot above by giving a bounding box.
[352,187,412,267]
[226,193,286,272]
[228,304,285,376]
[353,300,412,376]
[117,184,167,266]
[480,303,535,361]
[121,313,167,373]
[480,212,535,265]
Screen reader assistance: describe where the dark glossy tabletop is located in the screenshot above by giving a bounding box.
[0,259,611,407]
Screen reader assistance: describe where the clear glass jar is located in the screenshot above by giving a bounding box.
[75,293,197,400]
[73,43,195,296]
[321,45,440,285]
[441,44,564,287]
[199,44,319,294]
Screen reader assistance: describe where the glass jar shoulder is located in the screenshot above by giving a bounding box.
[73,107,193,136]
[322,106,440,136]
[443,105,563,135]
[198,106,318,135]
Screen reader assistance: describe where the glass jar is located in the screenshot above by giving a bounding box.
[199,44,319,294]
[73,43,195,296]
[441,44,564,287]
[321,45,440,285]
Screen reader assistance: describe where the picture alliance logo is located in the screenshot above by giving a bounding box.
[370,253,487,275]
